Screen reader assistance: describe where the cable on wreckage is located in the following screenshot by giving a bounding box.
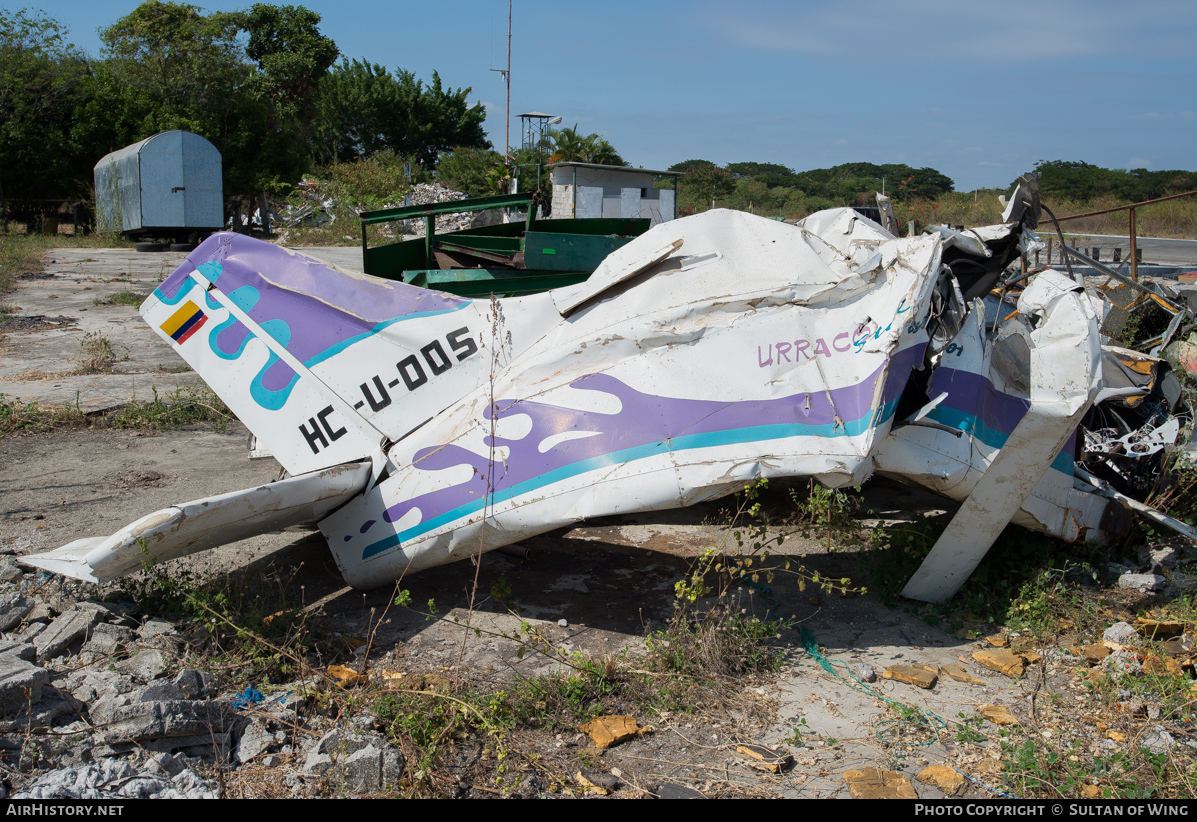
[798,626,948,747]
[1039,204,1079,284]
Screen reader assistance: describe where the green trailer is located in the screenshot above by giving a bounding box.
[359,192,649,298]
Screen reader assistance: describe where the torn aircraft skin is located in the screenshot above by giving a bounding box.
[23,184,1191,602]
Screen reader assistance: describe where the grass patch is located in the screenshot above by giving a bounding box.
[361,599,784,796]
[74,331,126,374]
[94,291,145,307]
[109,382,231,430]
[0,232,133,294]
[0,393,87,435]
[0,381,232,437]
[863,508,1197,798]
[156,362,193,373]
[864,514,1107,633]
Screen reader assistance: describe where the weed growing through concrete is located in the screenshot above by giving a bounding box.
[118,557,320,684]
[74,331,125,374]
[0,393,86,435]
[93,291,145,307]
[109,383,231,430]
[0,382,231,437]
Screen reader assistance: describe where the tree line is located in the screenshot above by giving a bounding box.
[0,2,489,226]
[8,3,1187,232]
[662,159,1197,221]
[1034,161,1196,204]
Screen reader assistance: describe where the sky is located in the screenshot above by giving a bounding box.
[14,0,1197,192]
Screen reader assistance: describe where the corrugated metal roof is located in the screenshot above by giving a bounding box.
[548,162,683,176]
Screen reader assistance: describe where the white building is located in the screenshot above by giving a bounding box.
[548,162,680,225]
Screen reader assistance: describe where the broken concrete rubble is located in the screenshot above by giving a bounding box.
[302,728,404,792]
[33,607,99,660]
[14,758,216,799]
[0,595,34,633]
[0,654,49,709]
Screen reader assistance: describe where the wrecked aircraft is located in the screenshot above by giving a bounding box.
[24,178,1195,603]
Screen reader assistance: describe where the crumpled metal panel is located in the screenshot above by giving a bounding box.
[42,201,1187,597]
[321,209,941,587]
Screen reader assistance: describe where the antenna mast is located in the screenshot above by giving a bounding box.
[505,0,511,163]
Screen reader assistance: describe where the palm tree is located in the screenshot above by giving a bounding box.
[546,125,624,166]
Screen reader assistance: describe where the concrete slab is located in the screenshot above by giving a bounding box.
[0,248,198,410]
[0,245,362,411]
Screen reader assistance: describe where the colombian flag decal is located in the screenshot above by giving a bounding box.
[160,301,208,345]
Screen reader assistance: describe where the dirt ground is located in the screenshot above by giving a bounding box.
[0,244,1091,798]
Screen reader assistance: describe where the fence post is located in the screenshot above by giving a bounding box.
[1129,206,1138,282]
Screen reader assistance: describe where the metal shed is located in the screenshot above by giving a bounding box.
[94,130,223,235]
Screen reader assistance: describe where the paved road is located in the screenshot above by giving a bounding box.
[1053,232,1197,266]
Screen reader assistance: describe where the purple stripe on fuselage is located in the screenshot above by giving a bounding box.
[929,365,1079,461]
[930,367,1029,435]
[377,363,897,531]
[157,233,468,391]
[880,344,927,407]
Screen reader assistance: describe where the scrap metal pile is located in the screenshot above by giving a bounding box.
[24,174,1197,602]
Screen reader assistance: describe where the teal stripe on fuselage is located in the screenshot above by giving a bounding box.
[361,406,895,560]
[926,406,1075,476]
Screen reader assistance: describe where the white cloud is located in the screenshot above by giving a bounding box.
[1127,157,1153,169]
[707,0,1196,62]
[832,138,848,146]
[1121,111,1196,121]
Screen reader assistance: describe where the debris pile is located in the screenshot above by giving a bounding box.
[278,180,475,235]
[0,559,407,797]
[406,183,474,233]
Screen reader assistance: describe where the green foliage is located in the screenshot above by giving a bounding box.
[109,382,232,430]
[867,513,1105,635]
[100,1,244,111]
[727,161,795,179]
[667,159,716,175]
[436,147,506,197]
[677,161,734,212]
[313,58,488,167]
[0,393,86,436]
[544,125,623,166]
[1035,160,1196,203]
[0,9,89,209]
[236,3,337,116]
[0,379,229,437]
[97,1,318,203]
[1,3,491,227]
[95,291,145,307]
[75,331,125,373]
[677,479,865,604]
[645,605,784,679]
[790,479,860,545]
[672,159,956,219]
[955,712,987,743]
[1000,734,1190,800]
[791,162,954,203]
[322,151,412,209]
